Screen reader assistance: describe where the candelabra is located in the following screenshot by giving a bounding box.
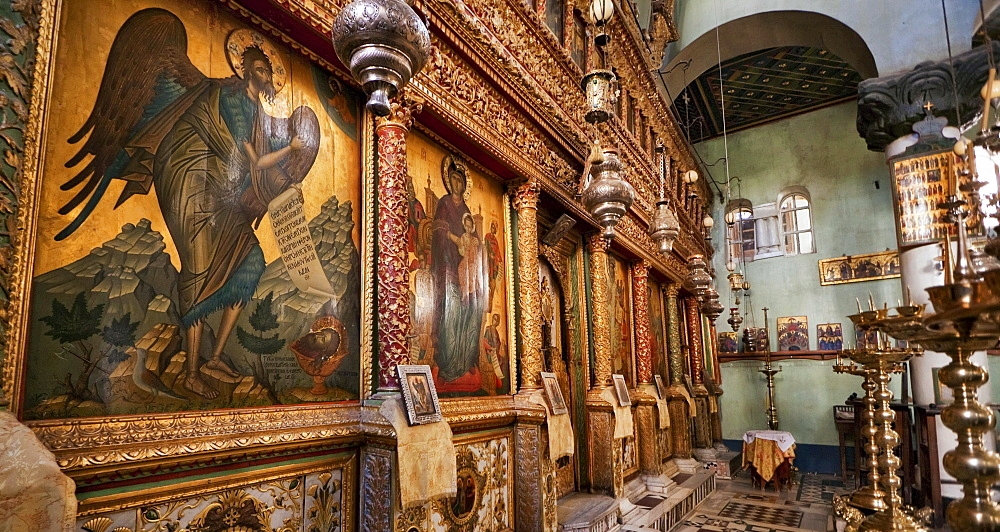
[833,305,929,532]
[759,307,780,430]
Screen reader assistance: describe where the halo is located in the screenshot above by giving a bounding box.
[226,29,287,94]
[441,154,472,202]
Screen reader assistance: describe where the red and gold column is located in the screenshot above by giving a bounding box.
[375,96,421,391]
[685,296,711,449]
[632,261,653,386]
[631,261,661,475]
[513,178,543,390]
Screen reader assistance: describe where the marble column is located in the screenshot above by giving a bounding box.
[513,178,543,390]
[631,261,661,476]
[665,283,694,464]
[375,97,421,391]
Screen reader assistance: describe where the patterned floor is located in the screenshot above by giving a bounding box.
[671,472,848,532]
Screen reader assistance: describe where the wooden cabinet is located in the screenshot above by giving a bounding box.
[914,405,944,528]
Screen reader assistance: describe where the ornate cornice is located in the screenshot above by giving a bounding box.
[858,42,1000,151]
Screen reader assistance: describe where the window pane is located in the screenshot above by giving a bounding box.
[796,208,811,230]
[780,196,794,210]
[800,231,814,253]
[785,234,797,254]
[795,195,809,209]
[782,210,796,231]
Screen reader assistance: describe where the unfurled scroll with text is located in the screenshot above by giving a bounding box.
[268,187,336,299]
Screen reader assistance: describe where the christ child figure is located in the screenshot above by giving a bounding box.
[450,213,483,303]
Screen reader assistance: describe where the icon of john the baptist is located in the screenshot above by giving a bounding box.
[56,9,320,399]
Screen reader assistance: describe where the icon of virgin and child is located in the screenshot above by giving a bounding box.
[409,156,507,394]
[51,9,322,400]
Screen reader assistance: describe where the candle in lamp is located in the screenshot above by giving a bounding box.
[856,297,863,313]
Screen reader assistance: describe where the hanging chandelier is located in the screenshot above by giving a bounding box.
[701,286,724,321]
[650,142,680,254]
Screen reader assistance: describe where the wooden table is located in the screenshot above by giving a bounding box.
[742,430,796,490]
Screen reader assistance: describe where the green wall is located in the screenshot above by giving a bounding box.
[697,101,903,445]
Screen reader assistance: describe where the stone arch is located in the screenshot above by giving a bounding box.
[660,11,877,98]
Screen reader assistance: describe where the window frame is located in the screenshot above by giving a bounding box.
[778,189,815,256]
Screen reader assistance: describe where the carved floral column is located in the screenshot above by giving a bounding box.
[375,97,421,391]
[588,235,613,388]
[665,283,693,461]
[631,261,660,475]
[685,296,712,450]
[513,178,543,390]
[585,234,620,495]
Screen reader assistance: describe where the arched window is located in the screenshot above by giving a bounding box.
[779,190,814,255]
[725,202,755,263]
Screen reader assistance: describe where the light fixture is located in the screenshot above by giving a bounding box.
[726,260,736,272]
[703,214,714,230]
[727,307,743,332]
[581,147,635,241]
[683,169,699,200]
[727,270,745,292]
[724,211,738,225]
[650,142,680,255]
[589,0,614,47]
[331,0,431,116]
[701,286,723,321]
[581,69,618,124]
[683,254,712,301]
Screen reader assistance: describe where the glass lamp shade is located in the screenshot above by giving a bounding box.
[683,169,699,184]
[589,0,614,26]
[581,148,635,240]
[683,254,712,300]
[724,210,738,225]
[650,200,680,255]
[703,215,714,229]
[581,69,617,124]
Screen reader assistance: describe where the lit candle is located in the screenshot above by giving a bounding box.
[856,297,863,313]
[868,292,876,311]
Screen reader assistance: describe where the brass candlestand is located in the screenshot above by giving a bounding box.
[917,198,1000,532]
[759,307,780,430]
[833,306,930,532]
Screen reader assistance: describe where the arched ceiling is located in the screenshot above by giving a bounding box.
[659,11,877,143]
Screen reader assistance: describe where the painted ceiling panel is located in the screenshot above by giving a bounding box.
[672,46,862,143]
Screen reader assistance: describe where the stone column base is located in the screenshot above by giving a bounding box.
[673,457,700,474]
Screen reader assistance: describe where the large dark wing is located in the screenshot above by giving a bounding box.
[57,8,204,240]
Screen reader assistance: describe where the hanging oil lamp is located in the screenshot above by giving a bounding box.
[727,307,743,332]
[701,286,724,321]
[331,0,431,116]
[581,147,635,240]
[683,254,712,301]
[650,142,680,254]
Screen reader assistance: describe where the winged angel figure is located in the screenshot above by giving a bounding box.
[57,9,320,398]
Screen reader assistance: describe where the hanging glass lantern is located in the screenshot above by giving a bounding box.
[701,287,724,321]
[727,307,743,332]
[581,69,618,124]
[582,148,635,240]
[683,254,712,300]
[331,0,431,116]
[650,200,680,255]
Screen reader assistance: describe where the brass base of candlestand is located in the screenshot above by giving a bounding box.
[858,508,928,532]
[849,487,888,513]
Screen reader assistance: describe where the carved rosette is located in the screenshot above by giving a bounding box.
[513,178,543,389]
[684,296,704,386]
[587,235,613,388]
[664,284,684,386]
[375,97,421,390]
[631,261,652,384]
